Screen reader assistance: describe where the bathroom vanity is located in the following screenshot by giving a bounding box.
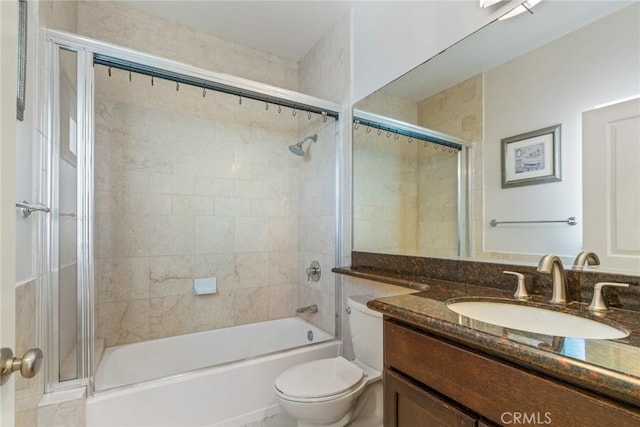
[334,259,640,427]
[383,319,639,426]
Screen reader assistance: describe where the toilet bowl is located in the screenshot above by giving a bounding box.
[274,296,383,427]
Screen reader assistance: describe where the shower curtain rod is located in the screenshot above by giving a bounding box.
[94,53,339,119]
[353,109,467,151]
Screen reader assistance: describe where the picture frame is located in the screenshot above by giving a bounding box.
[501,124,561,188]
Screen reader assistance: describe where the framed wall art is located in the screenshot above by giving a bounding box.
[501,124,561,188]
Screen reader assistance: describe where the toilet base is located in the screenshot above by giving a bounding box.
[349,381,383,427]
[296,409,353,427]
[289,380,383,427]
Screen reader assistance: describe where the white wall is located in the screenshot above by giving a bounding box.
[352,0,514,102]
[483,4,640,257]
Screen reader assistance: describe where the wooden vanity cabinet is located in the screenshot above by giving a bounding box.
[383,318,640,427]
[384,369,494,427]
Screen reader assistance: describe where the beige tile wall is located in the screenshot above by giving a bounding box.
[295,12,352,334]
[69,0,341,348]
[353,75,482,259]
[76,1,298,91]
[295,115,338,334]
[353,91,420,255]
[94,70,307,346]
[38,0,342,388]
[418,74,483,257]
[416,147,460,258]
[353,124,420,254]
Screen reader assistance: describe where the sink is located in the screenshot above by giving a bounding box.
[446,300,629,340]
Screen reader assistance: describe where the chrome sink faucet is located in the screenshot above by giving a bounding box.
[537,254,567,304]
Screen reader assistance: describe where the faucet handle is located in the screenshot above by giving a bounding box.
[306,260,321,282]
[503,271,529,300]
[588,282,629,312]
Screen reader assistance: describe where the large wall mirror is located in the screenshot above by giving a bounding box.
[353,0,640,275]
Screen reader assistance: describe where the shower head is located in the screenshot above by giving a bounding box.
[288,134,318,157]
[289,144,305,156]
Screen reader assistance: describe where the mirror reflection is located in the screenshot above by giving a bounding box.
[353,1,640,274]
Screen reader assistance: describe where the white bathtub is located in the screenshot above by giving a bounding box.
[87,317,340,426]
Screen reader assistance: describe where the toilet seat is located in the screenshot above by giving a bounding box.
[275,357,365,401]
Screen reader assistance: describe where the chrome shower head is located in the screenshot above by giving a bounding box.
[288,134,318,157]
[289,143,305,156]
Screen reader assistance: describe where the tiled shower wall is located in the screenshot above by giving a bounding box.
[296,11,351,334]
[353,89,460,258]
[94,68,326,346]
[77,0,336,347]
[417,74,483,258]
[353,91,420,254]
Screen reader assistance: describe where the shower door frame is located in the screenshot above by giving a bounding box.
[44,29,343,395]
[43,40,95,393]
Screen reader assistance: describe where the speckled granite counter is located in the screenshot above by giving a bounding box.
[334,267,640,408]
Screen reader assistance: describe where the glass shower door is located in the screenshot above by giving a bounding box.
[57,47,79,382]
[45,42,94,392]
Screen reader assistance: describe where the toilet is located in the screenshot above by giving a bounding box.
[274,295,383,427]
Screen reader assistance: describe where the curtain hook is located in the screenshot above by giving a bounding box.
[278,105,282,113]
[176,81,180,91]
[354,120,360,130]
[265,102,269,111]
[308,111,312,120]
[129,71,132,82]
[408,137,413,144]
[108,67,111,77]
[322,111,327,123]
[202,87,206,98]
[151,76,154,86]
[377,129,382,136]
[366,126,371,133]
[239,95,242,105]
[386,131,392,138]
[292,109,297,117]
[394,134,399,140]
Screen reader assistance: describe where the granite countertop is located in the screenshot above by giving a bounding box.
[334,267,640,408]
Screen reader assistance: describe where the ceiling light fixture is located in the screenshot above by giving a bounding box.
[499,0,542,20]
[479,0,504,8]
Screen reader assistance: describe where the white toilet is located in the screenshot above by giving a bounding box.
[274,295,383,427]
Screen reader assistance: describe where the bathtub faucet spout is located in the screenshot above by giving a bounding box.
[296,304,318,314]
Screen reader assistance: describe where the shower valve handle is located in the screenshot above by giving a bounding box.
[306,261,321,282]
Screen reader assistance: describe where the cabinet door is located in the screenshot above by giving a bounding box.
[384,370,477,427]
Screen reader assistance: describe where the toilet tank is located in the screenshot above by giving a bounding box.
[348,295,383,370]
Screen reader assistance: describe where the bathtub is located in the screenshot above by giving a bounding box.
[87,317,340,426]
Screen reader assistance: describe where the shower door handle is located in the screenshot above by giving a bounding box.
[16,201,51,218]
[0,347,43,385]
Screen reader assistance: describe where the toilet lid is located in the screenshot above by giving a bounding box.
[275,357,364,399]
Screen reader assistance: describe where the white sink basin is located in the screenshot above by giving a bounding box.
[446,300,629,340]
